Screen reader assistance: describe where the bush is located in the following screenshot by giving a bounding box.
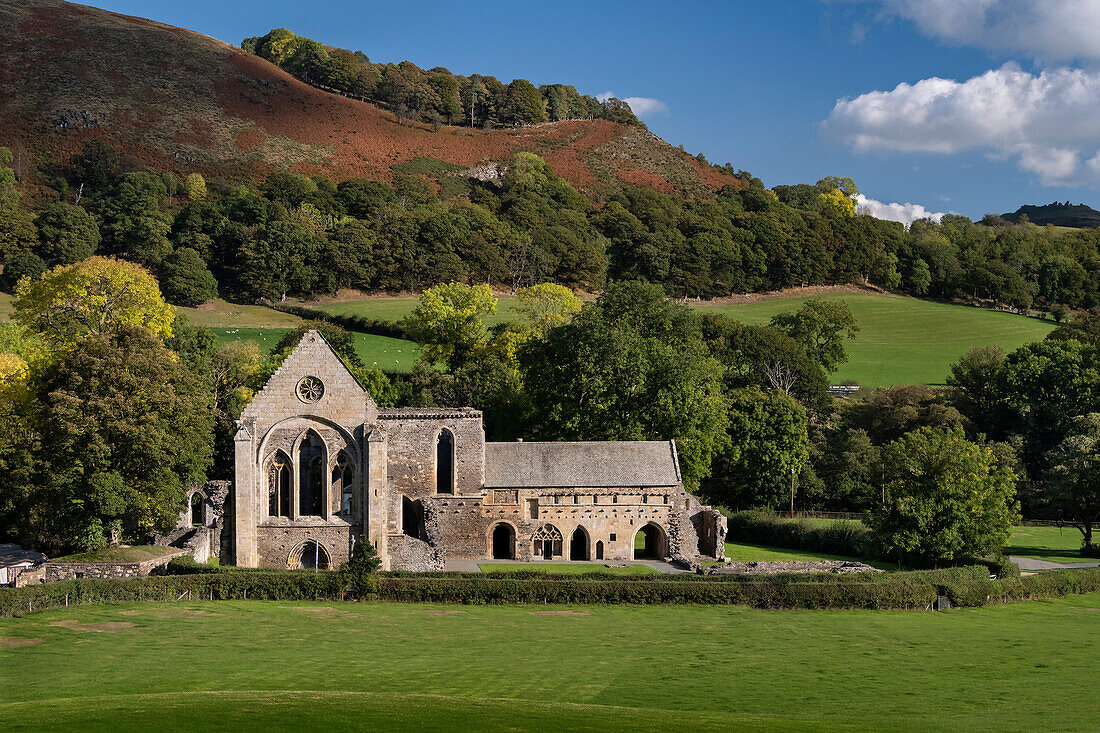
[726,510,873,559]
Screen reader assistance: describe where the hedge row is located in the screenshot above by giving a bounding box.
[269,303,408,340]
[724,511,1020,577]
[5,566,1100,617]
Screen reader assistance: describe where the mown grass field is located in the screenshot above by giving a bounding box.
[2,596,1099,731]
[1004,525,1090,565]
[311,291,1055,387]
[693,292,1055,386]
[211,327,423,373]
[317,296,525,327]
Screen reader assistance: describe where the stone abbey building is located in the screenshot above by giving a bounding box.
[220,331,726,571]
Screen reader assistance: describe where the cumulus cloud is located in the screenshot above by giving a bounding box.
[855,194,945,226]
[823,63,1100,185]
[596,91,668,117]
[866,0,1100,61]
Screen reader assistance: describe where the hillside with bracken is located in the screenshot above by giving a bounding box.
[0,0,731,198]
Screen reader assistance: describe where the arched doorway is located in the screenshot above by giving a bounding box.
[570,527,589,561]
[633,523,665,559]
[595,541,604,560]
[532,524,563,560]
[491,524,515,559]
[290,540,330,570]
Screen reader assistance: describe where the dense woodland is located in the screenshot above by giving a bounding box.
[1,142,1099,564]
[2,140,1099,314]
[241,28,641,128]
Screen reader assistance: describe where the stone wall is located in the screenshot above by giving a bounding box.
[381,410,485,503]
[255,523,355,569]
[387,534,445,572]
[44,551,183,582]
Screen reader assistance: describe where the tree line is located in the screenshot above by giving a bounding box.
[3,142,1099,316]
[241,28,641,129]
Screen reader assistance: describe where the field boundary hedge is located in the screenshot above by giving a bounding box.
[269,303,408,339]
[3,566,1100,617]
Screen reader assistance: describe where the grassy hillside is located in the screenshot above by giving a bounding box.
[314,291,1056,387]
[0,0,727,198]
[2,596,1099,730]
[695,292,1055,386]
[212,327,423,373]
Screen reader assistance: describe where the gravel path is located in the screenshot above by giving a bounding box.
[1009,555,1100,571]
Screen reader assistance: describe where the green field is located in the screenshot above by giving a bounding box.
[2,596,1099,731]
[694,292,1055,387]
[312,291,1055,387]
[317,296,525,327]
[212,327,424,373]
[51,545,177,563]
[1005,525,1090,565]
[477,563,660,575]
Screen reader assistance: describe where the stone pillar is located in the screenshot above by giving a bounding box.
[233,420,258,567]
[366,428,390,569]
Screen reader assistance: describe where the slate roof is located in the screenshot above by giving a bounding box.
[484,441,681,488]
[0,544,46,567]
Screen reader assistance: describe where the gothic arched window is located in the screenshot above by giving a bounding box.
[436,428,454,494]
[299,432,325,516]
[332,450,354,515]
[268,453,291,518]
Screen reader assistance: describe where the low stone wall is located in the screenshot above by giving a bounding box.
[707,560,882,575]
[43,551,184,582]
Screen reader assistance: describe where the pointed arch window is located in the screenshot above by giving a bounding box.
[299,432,325,516]
[436,428,455,494]
[268,453,291,518]
[332,450,354,515]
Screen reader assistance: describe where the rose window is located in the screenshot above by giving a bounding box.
[296,376,325,403]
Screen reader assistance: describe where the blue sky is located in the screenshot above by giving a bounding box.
[88,1,1100,222]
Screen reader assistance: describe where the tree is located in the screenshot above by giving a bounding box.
[0,252,46,291]
[1046,414,1100,556]
[770,298,860,372]
[13,257,175,345]
[704,385,809,509]
[867,427,1019,566]
[158,247,218,306]
[947,346,1007,429]
[93,172,173,267]
[519,285,728,488]
[183,173,207,201]
[33,202,100,265]
[71,140,119,190]
[403,283,497,369]
[515,282,581,334]
[27,325,214,551]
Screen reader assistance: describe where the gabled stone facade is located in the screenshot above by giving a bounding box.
[224,330,726,571]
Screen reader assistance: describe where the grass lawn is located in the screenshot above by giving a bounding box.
[693,291,1055,387]
[211,327,424,373]
[317,296,525,327]
[1004,525,1090,565]
[50,545,178,563]
[2,595,1100,730]
[0,291,11,321]
[174,299,303,328]
[477,563,660,575]
[722,540,896,570]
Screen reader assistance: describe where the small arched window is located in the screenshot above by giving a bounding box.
[436,429,454,494]
[268,453,291,518]
[332,450,354,515]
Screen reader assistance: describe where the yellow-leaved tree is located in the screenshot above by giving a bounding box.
[516,282,582,335]
[13,256,175,345]
[403,282,497,369]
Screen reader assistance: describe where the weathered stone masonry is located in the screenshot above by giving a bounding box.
[212,331,724,571]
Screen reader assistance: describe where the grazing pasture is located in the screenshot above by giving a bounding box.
[693,291,1055,387]
[1,595,1098,731]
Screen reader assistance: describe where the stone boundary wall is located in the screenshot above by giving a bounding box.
[43,551,185,582]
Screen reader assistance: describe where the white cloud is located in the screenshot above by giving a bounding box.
[823,63,1100,185]
[595,91,668,117]
[856,194,945,226]
[866,0,1100,61]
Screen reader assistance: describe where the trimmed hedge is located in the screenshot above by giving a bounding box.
[726,510,873,558]
[725,511,1020,577]
[269,303,408,340]
[4,564,1099,617]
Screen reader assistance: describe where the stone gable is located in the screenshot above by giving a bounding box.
[240,330,376,435]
